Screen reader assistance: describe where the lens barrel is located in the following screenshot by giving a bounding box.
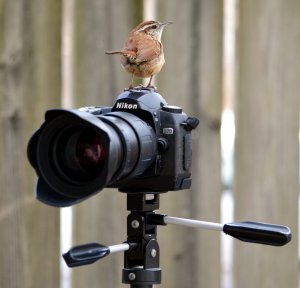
[28,109,157,206]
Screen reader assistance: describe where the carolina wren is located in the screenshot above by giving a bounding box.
[106,20,173,88]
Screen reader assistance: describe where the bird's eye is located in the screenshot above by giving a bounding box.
[152,24,158,29]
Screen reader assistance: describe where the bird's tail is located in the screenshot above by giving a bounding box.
[105,50,124,55]
[105,50,135,60]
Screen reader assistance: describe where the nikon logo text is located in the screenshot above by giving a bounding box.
[116,102,138,109]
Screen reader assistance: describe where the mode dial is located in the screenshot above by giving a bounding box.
[162,105,182,113]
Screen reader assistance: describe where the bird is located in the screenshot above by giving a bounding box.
[105,20,173,89]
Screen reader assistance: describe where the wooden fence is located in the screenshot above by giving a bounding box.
[0,1,299,287]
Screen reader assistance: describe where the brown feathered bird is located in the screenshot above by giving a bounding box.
[105,20,173,88]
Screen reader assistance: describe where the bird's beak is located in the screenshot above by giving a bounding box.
[161,21,174,28]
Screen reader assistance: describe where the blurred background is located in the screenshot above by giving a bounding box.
[0,0,299,287]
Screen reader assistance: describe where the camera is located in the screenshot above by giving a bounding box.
[27,88,291,287]
[27,88,199,207]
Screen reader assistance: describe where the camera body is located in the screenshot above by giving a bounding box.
[102,90,195,192]
[27,88,199,206]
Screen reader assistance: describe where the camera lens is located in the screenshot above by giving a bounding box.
[29,109,157,206]
[75,130,106,174]
[55,127,107,182]
[34,113,123,200]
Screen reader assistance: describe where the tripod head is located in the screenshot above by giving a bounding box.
[63,193,291,287]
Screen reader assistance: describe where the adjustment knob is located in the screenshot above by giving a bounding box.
[162,105,182,113]
[157,138,168,152]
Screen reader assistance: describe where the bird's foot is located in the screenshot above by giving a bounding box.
[145,85,157,91]
[124,84,142,91]
[124,84,157,91]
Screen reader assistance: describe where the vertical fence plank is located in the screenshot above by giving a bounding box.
[234,1,300,287]
[0,1,61,287]
[157,1,223,287]
[71,1,141,287]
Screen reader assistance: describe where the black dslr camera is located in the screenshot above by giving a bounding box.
[27,88,291,287]
[27,88,199,207]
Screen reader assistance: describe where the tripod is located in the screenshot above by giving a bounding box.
[63,193,291,288]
